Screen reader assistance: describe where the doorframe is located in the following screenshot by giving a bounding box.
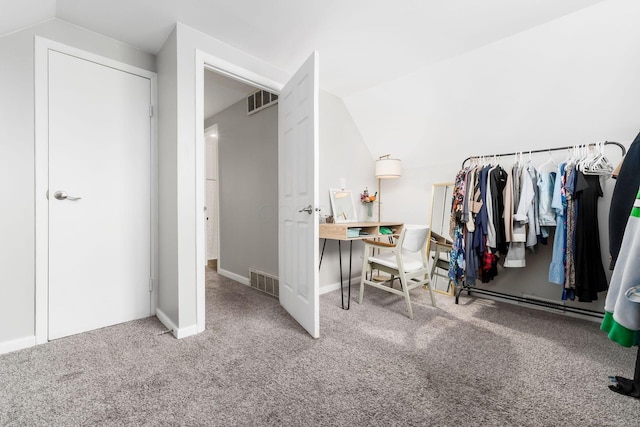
[194,50,283,333]
[34,37,159,344]
[203,123,220,268]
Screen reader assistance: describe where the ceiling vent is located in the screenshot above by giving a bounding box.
[247,89,278,115]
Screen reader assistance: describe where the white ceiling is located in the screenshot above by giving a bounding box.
[1,0,56,36]
[2,0,604,98]
[204,69,255,120]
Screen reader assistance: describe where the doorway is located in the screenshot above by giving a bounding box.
[195,50,319,337]
[204,123,219,271]
[202,69,279,288]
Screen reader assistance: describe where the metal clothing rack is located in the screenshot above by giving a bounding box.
[461,140,627,169]
[454,140,627,317]
[454,287,606,318]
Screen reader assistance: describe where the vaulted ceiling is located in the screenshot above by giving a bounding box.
[3,0,603,98]
[5,0,617,167]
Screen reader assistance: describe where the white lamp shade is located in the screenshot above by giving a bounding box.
[375,158,401,178]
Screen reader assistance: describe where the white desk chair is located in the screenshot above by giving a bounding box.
[358,225,437,319]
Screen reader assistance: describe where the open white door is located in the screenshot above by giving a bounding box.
[278,52,320,338]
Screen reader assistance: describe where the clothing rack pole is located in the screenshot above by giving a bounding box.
[453,140,627,318]
[454,286,605,318]
[461,141,627,169]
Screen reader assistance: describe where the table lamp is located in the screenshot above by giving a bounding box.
[375,155,402,221]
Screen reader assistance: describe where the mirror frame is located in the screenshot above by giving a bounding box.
[428,182,455,296]
[329,188,359,223]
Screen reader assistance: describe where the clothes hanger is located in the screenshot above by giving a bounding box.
[579,144,598,171]
[538,149,557,173]
[577,144,589,171]
[569,145,580,164]
[583,142,614,176]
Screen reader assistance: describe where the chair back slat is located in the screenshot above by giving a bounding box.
[401,225,430,253]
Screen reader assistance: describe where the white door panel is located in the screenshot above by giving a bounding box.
[205,127,218,180]
[48,50,151,340]
[206,181,218,260]
[205,131,218,261]
[278,52,319,338]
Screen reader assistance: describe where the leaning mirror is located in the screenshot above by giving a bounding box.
[428,182,455,296]
[329,188,358,223]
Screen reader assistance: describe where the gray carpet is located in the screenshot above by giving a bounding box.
[1,268,638,426]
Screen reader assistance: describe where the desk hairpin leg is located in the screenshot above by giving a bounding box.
[319,238,352,310]
[337,240,353,310]
[319,239,327,270]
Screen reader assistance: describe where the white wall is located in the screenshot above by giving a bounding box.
[0,18,155,353]
[347,1,640,171]
[318,90,378,292]
[156,27,179,324]
[345,0,640,311]
[156,22,290,336]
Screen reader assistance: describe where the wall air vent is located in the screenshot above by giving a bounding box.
[249,268,279,299]
[247,89,278,115]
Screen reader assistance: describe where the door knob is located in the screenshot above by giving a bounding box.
[54,191,82,201]
[298,205,320,215]
[299,205,313,214]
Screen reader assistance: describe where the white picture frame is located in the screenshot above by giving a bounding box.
[329,188,358,223]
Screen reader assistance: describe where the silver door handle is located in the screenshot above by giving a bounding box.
[54,191,81,201]
[298,205,320,215]
[299,205,313,214]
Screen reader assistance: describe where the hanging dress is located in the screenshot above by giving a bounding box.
[504,163,527,267]
[574,171,608,302]
[549,163,566,286]
[449,168,468,285]
[564,163,577,299]
[489,165,508,254]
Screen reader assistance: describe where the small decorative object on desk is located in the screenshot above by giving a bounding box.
[360,187,377,218]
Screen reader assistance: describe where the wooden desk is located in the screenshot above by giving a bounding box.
[319,222,403,241]
[319,222,403,309]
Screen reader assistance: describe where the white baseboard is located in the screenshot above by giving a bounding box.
[219,267,357,297]
[174,323,199,339]
[0,335,36,355]
[155,307,176,334]
[218,268,249,286]
[320,276,361,295]
[156,308,199,339]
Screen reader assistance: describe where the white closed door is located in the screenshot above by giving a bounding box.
[205,181,218,261]
[205,129,218,261]
[278,52,320,338]
[48,50,152,340]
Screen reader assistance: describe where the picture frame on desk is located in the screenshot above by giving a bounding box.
[329,188,358,223]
